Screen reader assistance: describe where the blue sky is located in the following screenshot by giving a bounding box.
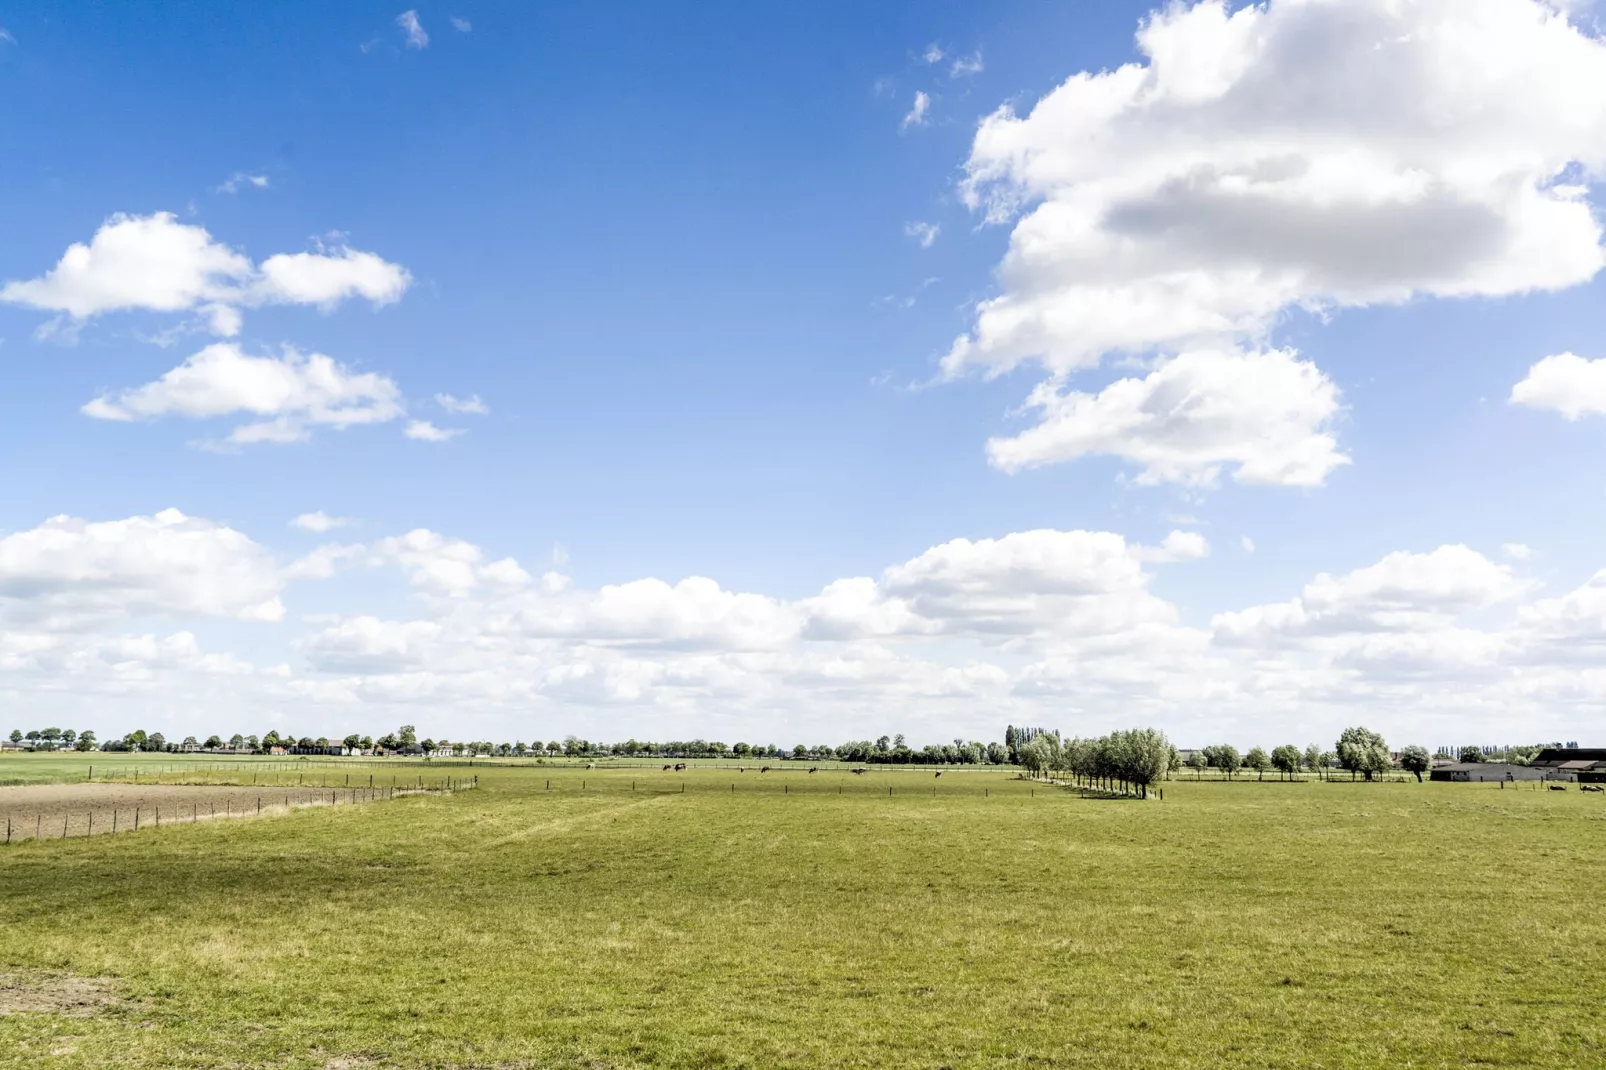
[4,0,1606,749]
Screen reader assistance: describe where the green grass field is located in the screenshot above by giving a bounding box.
[1,756,1602,1068]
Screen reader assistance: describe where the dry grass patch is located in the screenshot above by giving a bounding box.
[0,972,121,1017]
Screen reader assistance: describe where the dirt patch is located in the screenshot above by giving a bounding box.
[0,973,122,1016]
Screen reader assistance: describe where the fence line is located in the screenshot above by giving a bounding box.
[1,778,477,846]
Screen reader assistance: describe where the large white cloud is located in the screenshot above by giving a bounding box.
[1,212,410,337]
[81,343,405,445]
[986,347,1346,485]
[1213,545,1529,646]
[9,511,1606,745]
[1509,352,1606,418]
[0,509,285,630]
[948,0,1606,484]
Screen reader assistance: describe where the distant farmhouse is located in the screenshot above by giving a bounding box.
[1430,762,1547,783]
[1532,748,1606,783]
[1432,748,1606,783]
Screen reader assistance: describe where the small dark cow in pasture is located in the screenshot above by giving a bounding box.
[934,771,942,778]
[808,767,817,774]
[674,763,686,771]
[850,768,867,775]
[586,763,595,769]
[1582,784,1604,793]
[738,766,745,773]
[1548,783,1567,791]
[663,764,672,771]
[760,766,771,773]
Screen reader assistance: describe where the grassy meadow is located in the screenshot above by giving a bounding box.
[0,755,1603,1068]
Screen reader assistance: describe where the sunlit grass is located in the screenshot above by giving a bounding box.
[1,762,1602,1068]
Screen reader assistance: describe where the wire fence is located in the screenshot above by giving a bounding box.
[1,778,475,845]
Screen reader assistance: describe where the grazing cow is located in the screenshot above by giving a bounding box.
[851,768,867,776]
[934,771,942,778]
[808,767,817,774]
[761,766,770,773]
[1582,784,1604,793]
[663,765,672,771]
[675,763,686,772]
[739,766,745,773]
[1549,783,1566,791]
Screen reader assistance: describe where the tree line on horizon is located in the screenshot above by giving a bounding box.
[9,722,1567,778]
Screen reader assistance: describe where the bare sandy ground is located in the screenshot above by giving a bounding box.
[0,782,389,842]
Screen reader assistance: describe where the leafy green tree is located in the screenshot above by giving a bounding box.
[62,729,76,745]
[182,736,198,749]
[1246,746,1272,780]
[1458,745,1484,763]
[1186,750,1208,779]
[75,732,96,751]
[1337,726,1390,781]
[205,735,222,749]
[1207,744,1241,780]
[343,734,361,750]
[125,729,148,751]
[1019,734,1058,778]
[397,725,418,747]
[1399,744,1431,782]
[7,729,20,743]
[1111,728,1173,794]
[1270,745,1303,779]
[229,734,244,750]
[41,727,62,741]
[421,738,436,754]
[1302,744,1322,778]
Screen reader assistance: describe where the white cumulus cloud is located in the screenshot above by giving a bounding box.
[986,347,1346,486]
[82,343,405,445]
[0,213,410,338]
[947,0,1606,484]
[1510,352,1606,418]
[0,509,284,630]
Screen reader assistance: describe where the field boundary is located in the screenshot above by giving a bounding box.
[0,776,476,846]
